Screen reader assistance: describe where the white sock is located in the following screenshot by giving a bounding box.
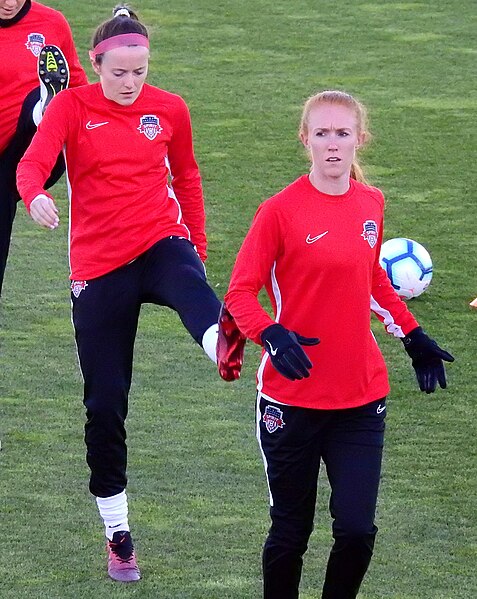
[202,323,218,363]
[96,490,130,540]
[32,100,43,126]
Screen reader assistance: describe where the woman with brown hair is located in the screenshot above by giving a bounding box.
[17,4,244,583]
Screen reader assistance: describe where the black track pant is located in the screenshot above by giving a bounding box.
[71,236,221,497]
[0,88,64,297]
[257,395,386,599]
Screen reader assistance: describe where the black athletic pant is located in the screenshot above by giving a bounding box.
[257,395,387,599]
[0,88,64,297]
[71,236,221,498]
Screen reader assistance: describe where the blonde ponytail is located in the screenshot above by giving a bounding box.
[299,90,371,184]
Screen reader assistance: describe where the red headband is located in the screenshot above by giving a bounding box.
[91,33,149,59]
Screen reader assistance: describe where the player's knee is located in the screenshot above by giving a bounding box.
[269,517,314,555]
[332,522,378,553]
[84,386,128,422]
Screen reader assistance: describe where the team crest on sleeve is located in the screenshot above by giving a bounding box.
[361,220,378,248]
[25,33,45,57]
[263,405,285,433]
[137,115,163,140]
[71,280,88,298]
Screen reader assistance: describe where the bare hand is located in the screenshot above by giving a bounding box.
[30,194,59,229]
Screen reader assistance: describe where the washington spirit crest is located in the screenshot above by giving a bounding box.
[137,114,162,140]
[361,220,378,248]
[263,405,285,434]
[71,280,88,298]
[25,33,45,57]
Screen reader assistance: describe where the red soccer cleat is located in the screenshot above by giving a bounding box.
[217,303,246,381]
[106,531,141,583]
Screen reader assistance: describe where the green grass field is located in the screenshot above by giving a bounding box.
[1,1,476,597]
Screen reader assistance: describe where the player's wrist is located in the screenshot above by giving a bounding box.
[401,326,423,346]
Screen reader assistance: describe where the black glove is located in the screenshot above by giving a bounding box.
[261,324,320,381]
[402,326,454,394]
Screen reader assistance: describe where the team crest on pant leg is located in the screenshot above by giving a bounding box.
[25,33,45,57]
[137,115,163,140]
[71,280,88,298]
[361,220,378,248]
[263,405,285,433]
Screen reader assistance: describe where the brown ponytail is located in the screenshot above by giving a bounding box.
[91,4,148,63]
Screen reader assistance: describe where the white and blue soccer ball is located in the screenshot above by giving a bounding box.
[379,238,433,300]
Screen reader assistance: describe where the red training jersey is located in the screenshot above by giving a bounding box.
[0,1,87,154]
[17,83,207,279]
[225,175,419,410]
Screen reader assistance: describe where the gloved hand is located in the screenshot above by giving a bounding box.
[402,326,454,393]
[261,324,320,381]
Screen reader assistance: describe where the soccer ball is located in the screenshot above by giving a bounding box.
[379,238,433,299]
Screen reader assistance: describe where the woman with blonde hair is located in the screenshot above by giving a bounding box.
[222,90,453,598]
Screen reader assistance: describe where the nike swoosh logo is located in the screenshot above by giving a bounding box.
[86,120,109,129]
[306,231,329,244]
[266,340,278,356]
[376,404,386,414]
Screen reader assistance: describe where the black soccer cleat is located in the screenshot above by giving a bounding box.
[38,45,70,114]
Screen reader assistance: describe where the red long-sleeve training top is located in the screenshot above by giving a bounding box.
[225,175,419,410]
[17,82,207,279]
[1,0,87,154]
